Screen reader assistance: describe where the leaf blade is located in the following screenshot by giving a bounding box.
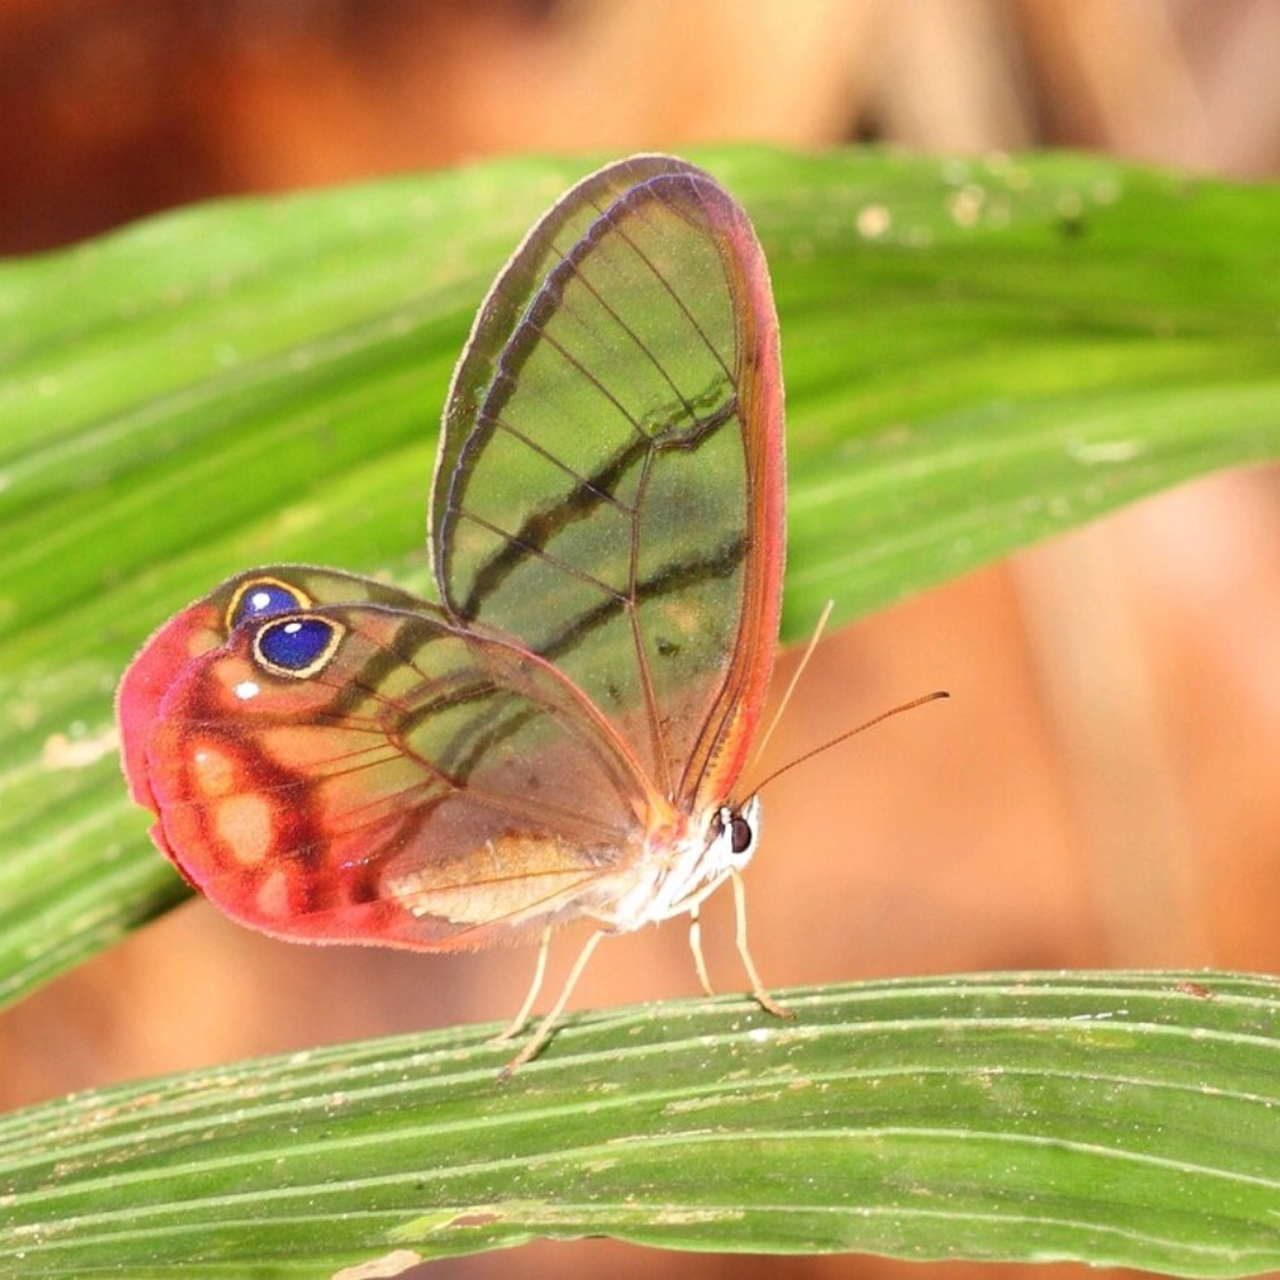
[2,145,1279,1090]
[2,973,1278,1277]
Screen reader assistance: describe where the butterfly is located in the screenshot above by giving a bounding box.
[118,154,786,1072]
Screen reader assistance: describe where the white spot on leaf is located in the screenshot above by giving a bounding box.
[331,1250,424,1280]
[1067,439,1143,465]
[856,204,891,239]
[42,726,118,770]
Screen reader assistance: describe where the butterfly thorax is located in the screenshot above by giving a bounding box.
[594,794,761,932]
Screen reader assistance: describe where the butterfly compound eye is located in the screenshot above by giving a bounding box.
[225,577,311,631]
[253,615,344,679]
[715,803,758,866]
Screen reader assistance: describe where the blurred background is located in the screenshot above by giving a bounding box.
[5,2,1280,1277]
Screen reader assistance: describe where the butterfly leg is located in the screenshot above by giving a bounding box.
[490,925,553,1045]
[731,870,793,1020]
[498,929,606,1079]
[687,904,717,998]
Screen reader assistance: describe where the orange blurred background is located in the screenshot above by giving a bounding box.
[5,3,1280,1278]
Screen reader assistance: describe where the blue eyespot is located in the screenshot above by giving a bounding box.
[227,577,309,631]
[254,615,342,678]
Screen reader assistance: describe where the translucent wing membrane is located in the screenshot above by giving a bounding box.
[432,155,784,809]
[118,155,786,1014]
[141,600,653,948]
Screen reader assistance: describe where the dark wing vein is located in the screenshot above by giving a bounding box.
[487,407,637,516]
[608,178,738,384]
[456,433,651,618]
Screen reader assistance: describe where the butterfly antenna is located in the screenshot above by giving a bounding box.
[752,600,835,767]
[754,690,950,795]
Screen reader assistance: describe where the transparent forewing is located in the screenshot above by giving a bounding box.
[432,156,785,807]
[143,604,649,949]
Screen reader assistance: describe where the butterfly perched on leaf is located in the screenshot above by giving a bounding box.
[118,154,787,1070]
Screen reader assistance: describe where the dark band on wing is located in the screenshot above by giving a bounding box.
[456,429,648,620]
[456,391,740,622]
[540,529,747,665]
[341,531,747,797]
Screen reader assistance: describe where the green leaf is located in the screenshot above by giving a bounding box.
[3,146,1280,1274]
[6,147,1280,1014]
[2,974,1279,1278]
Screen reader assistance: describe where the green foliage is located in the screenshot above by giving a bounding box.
[4,976,1280,1278]
[2,147,1279,1276]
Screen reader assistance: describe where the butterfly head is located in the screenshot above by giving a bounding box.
[711,796,760,871]
[617,793,761,931]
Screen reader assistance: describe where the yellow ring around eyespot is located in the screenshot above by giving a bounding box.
[251,614,346,680]
[223,575,313,634]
